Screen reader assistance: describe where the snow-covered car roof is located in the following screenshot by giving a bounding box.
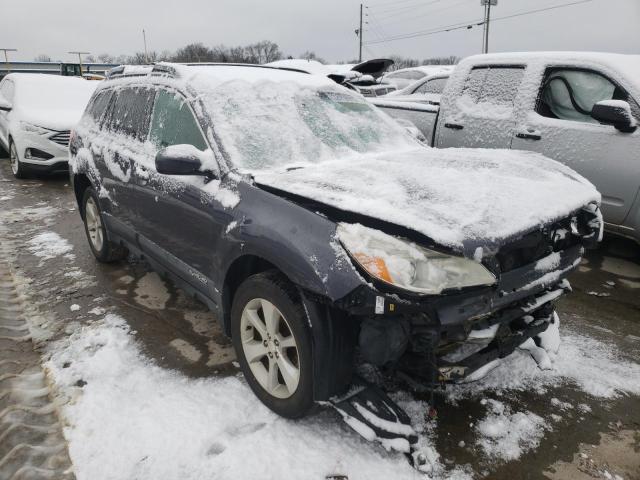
[460,51,640,97]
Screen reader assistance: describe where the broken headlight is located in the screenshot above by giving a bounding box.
[336,223,496,295]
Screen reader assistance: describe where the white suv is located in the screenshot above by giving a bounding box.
[0,73,96,178]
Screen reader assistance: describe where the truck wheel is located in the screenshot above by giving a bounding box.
[81,187,126,263]
[231,271,314,419]
[9,140,28,179]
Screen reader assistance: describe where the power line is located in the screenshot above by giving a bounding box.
[371,0,441,18]
[366,0,433,10]
[364,0,593,45]
[372,0,469,29]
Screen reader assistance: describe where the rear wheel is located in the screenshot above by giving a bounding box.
[9,140,27,179]
[81,187,126,263]
[231,271,314,418]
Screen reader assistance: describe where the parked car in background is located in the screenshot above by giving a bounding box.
[382,65,454,90]
[70,63,601,450]
[373,52,640,243]
[267,58,397,97]
[384,71,451,104]
[0,73,97,178]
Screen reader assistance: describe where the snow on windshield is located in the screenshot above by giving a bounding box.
[186,70,414,171]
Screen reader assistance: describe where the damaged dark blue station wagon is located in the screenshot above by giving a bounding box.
[70,63,602,452]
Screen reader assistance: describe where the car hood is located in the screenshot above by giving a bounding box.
[16,107,83,132]
[253,147,600,255]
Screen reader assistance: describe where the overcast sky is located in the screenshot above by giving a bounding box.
[3,0,639,63]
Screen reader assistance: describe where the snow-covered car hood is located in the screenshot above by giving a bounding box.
[253,147,600,253]
[16,106,85,131]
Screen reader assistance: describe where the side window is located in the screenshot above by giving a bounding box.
[461,66,525,106]
[83,90,113,125]
[414,77,448,95]
[536,68,640,124]
[149,89,208,150]
[106,87,155,141]
[0,79,14,102]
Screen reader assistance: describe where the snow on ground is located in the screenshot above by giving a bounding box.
[46,315,426,480]
[447,327,640,402]
[475,399,547,461]
[27,231,74,260]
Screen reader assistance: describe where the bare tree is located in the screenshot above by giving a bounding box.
[34,54,51,62]
[97,53,115,63]
[172,43,215,63]
[422,56,460,65]
[244,40,282,64]
[300,51,326,64]
[85,55,96,63]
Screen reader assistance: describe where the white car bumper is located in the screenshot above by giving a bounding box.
[13,128,70,173]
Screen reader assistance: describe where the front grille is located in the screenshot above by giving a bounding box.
[496,217,579,273]
[49,130,71,146]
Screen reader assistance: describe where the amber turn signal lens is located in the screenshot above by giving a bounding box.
[353,253,393,283]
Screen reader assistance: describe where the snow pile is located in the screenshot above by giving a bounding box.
[27,231,73,260]
[449,326,640,401]
[255,147,599,251]
[46,315,423,480]
[475,400,546,461]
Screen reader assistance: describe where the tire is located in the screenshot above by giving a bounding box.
[81,187,126,263]
[9,139,28,179]
[231,271,315,419]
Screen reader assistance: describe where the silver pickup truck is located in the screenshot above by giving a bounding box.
[373,52,640,243]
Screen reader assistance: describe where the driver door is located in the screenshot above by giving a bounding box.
[511,66,640,226]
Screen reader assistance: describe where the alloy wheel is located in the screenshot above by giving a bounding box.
[240,298,300,399]
[85,197,104,252]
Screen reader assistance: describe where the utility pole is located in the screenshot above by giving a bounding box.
[1,48,17,73]
[359,3,363,62]
[143,29,149,64]
[68,51,90,76]
[481,0,497,54]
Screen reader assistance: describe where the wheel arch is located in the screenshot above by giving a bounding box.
[72,173,93,216]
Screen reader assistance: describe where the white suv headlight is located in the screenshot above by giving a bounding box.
[336,223,496,295]
[20,121,51,135]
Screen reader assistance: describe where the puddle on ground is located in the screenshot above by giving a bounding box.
[133,272,170,310]
[169,338,202,363]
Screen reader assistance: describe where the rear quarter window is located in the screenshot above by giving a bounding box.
[82,90,113,126]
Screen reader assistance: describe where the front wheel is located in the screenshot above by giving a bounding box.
[231,271,314,419]
[9,140,28,179]
[81,187,126,263]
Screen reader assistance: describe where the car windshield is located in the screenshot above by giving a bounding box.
[199,80,415,171]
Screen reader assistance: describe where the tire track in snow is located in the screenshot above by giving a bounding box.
[0,248,74,479]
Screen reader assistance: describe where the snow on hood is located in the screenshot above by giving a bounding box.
[254,147,600,252]
[7,73,97,130]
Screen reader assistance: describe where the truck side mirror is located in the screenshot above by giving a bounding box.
[591,100,637,133]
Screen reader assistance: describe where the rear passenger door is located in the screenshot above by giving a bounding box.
[435,65,525,149]
[511,66,640,225]
[98,86,156,240]
[134,88,225,291]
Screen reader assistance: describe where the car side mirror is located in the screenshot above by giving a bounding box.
[155,144,218,180]
[591,100,637,133]
[0,95,12,112]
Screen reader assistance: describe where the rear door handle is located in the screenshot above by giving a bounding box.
[515,129,542,141]
[444,123,464,130]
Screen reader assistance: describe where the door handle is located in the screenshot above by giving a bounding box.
[515,129,542,141]
[444,123,464,130]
